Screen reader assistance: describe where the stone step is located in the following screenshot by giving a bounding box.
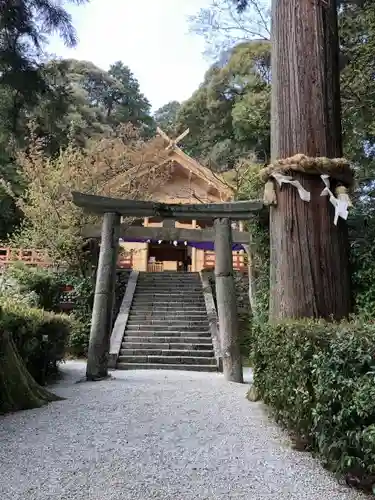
[137,279,201,283]
[131,303,206,308]
[130,304,206,309]
[132,298,203,304]
[132,299,206,310]
[137,286,201,290]
[136,288,203,293]
[138,280,201,284]
[136,283,203,293]
[131,303,205,308]
[122,336,213,345]
[119,348,214,357]
[129,308,207,314]
[115,271,213,372]
[136,286,202,289]
[139,273,199,277]
[133,298,205,302]
[128,313,208,320]
[140,276,200,278]
[138,282,201,286]
[134,289,203,299]
[129,310,207,316]
[118,355,216,365]
[123,330,210,337]
[121,342,213,350]
[116,363,218,372]
[134,291,203,294]
[127,313,209,328]
[126,319,209,326]
[138,281,201,284]
[126,324,209,333]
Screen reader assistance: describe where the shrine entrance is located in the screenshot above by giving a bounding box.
[72,191,262,383]
[147,241,189,272]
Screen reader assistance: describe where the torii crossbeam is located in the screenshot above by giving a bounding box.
[71,191,262,219]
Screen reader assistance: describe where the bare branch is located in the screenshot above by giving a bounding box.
[13,123,170,268]
[189,0,270,58]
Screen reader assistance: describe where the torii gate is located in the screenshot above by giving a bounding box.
[72,192,263,384]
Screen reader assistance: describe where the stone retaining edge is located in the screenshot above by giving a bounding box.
[199,272,223,372]
[108,270,139,369]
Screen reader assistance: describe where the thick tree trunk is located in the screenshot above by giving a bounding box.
[86,212,120,380]
[269,0,351,320]
[0,331,62,414]
[214,218,243,383]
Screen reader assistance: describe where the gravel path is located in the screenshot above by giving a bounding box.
[0,361,365,500]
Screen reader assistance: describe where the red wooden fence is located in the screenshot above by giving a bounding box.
[0,247,51,268]
[203,250,247,271]
[0,247,133,270]
[117,251,133,269]
[0,247,246,272]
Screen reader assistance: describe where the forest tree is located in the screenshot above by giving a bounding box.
[264,0,352,320]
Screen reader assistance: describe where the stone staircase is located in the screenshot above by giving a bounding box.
[117,272,217,372]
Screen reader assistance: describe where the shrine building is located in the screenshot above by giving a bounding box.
[117,128,247,273]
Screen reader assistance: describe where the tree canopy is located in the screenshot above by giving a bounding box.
[174,40,270,169]
[0,1,156,240]
[29,59,155,154]
[189,0,270,56]
[154,101,181,136]
[0,0,88,136]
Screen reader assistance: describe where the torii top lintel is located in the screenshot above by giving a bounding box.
[71,191,263,221]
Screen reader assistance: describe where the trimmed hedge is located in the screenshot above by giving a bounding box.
[252,319,375,493]
[1,265,132,358]
[1,264,91,358]
[0,299,73,385]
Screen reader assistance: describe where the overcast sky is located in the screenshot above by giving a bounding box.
[48,0,212,111]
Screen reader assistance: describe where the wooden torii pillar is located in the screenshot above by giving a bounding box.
[72,192,263,383]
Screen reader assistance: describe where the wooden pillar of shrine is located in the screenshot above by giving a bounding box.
[86,212,121,380]
[214,218,243,383]
[191,219,197,271]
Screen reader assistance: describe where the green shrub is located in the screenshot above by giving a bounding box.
[0,271,39,307]
[4,263,63,311]
[0,299,73,384]
[252,318,375,492]
[60,270,131,357]
[1,266,133,359]
[1,266,95,357]
[59,274,94,357]
[67,318,90,357]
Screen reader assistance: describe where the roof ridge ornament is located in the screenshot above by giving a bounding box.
[156,126,190,151]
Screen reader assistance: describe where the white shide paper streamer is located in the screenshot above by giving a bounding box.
[271,173,311,202]
[320,174,349,225]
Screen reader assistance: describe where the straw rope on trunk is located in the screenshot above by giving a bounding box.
[259,154,354,207]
